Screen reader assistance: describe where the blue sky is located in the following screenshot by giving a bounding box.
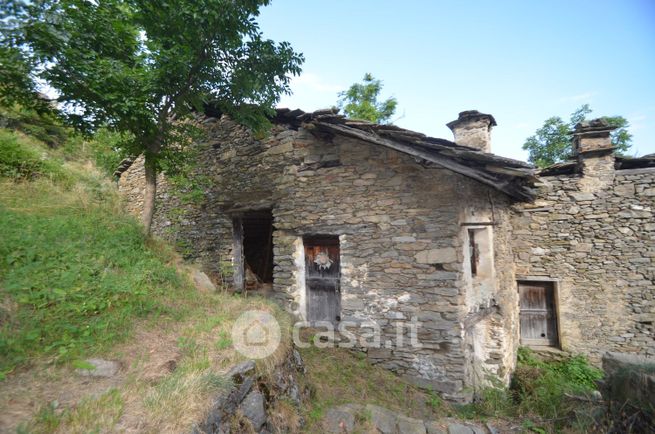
[258,0,655,161]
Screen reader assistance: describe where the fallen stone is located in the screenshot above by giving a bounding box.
[192,270,217,292]
[292,348,306,373]
[227,360,256,382]
[75,358,120,377]
[365,404,398,434]
[239,390,266,431]
[425,420,447,434]
[447,423,475,434]
[397,414,427,434]
[323,403,362,433]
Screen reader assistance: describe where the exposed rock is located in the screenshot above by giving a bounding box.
[366,404,399,434]
[292,348,306,373]
[75,358,120,378]
[239,390,266,431]
[192,270,217,292]
[193,349,304,434]
[447,423,476,434]
[396,413,427,434]
[425,420,447,434]
[323,403,361,433]
[227,360,256,382]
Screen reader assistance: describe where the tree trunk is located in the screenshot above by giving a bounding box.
[142,155,157,234]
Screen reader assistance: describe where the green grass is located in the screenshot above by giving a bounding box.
[457,347,604,432]
[0,178,192,377]
[0,116,297,433]
[0,129,72,185]
[0,125,195,378]
[298,341,447,432]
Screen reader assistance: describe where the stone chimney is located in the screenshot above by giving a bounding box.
[447,110,497,153]
[572,118,617,192]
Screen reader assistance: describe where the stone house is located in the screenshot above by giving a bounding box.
[117,108,654,401]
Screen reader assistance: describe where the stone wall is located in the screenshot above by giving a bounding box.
[118,115,520,400]
[512,162,655,362]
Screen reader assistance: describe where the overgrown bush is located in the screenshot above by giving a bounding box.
[513,348,603,419]
[85,128,132,177]
[0,130,70,183]
[460,348,604,431]
[0,104,68,149]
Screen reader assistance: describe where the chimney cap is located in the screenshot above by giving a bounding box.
[570,118,617,137]
[447,110,497,130]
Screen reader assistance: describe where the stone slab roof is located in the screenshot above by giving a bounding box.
[274,108,537,201]
[538,154,655,176]
[114,107,540,201]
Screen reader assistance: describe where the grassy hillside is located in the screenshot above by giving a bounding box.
[0,115,292,433]
[0,126,187,377]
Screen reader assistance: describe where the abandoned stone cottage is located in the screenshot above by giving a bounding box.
[117,108,655,400]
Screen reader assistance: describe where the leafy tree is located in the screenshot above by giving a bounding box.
[337,73,397,124]
[523,104,632,168]
[2,0,303,232]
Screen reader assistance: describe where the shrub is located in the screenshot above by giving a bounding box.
[0,130,69,183]
[513,347,603,422]
[85,128,132,177]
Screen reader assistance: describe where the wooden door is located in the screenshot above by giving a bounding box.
[519,281,559,346]
[304,236,340,324]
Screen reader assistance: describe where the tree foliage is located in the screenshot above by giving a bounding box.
[337,73,397,124]
[523,104,632,168]
[2,0,303,232]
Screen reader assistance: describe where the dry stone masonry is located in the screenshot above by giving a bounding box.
[118,109,654,401]
[512,120,655,362]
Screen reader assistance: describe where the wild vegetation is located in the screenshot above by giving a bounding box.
[0,111,292,433]
[458,347,605,432]
[2,0,303,233]
[337,73,398,125]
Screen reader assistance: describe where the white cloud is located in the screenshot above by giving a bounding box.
[558,91,597,103]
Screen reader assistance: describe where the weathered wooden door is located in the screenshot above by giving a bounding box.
[304,236,340,324]
[519,281,559,346]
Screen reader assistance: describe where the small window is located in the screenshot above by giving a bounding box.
[468,229,479,276]
[518,281,559,347]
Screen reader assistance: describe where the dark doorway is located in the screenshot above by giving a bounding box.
[241,210,274,285]
[304,235,340,324]
[518,281,559,347]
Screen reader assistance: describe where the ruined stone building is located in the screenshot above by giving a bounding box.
[117,108,655,400]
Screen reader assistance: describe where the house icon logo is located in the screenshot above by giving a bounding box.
[232,310,281,359]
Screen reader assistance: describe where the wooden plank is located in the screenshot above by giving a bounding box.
[232,217,245,292]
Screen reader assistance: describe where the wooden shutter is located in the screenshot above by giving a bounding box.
[304,236,340,324]
[519,281,559,347]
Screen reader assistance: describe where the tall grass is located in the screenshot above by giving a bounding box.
[459,347,604,432]
[0,127,190,377]
[0,179,191,377]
